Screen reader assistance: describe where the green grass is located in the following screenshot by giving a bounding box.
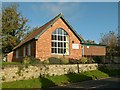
[98,66,120,76]
[2,70,109,88]
[2,62,22,66]
[83,70,109,80]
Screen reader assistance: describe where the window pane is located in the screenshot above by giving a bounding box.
[52,28,69,54]
[52,48,57,53]
[56,29,59,34]
[28,44,31,56]
[58,29,62,34]
[52,48,55,53]
[64,42,66,47]
[64,36,66,41]
[52,42,55,47]
[52,42,57,47]
[52,35,57,40]
[58,48,63,54]
[58,42,63,47]
[58,48,60,53]
[64,31,67,35]
[62,30,64,35]
[63,49,66,54]
[58,36,62,41]
[61,48,64,54]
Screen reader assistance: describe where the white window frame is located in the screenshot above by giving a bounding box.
[23,46,26,57]
[16,50,19,58]
[51,28,69,55]
[28,44,31,56]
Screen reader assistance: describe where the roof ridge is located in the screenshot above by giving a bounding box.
[13,13,62,50]
[13,13,85,50]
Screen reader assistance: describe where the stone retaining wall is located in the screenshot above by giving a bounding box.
[2,64,98,82]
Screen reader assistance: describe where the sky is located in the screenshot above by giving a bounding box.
[2,2,118,43]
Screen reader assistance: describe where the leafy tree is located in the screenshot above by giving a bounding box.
[23,26,40,39]
[2,4,29,53]
[100,31,118,54]
[86,40,95,44]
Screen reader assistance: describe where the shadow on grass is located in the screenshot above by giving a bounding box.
[39,77,56,88]
[98,64,120,77]
[64,73,92,83]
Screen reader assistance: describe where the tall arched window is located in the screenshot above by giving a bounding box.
[51,28,69,55]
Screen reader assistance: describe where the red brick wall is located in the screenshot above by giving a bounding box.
[7,52,13,62]
[36,18,82,61]
[84,45,106,56]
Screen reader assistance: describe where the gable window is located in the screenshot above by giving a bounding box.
[28,44,31,56]
[16,50,19,58]
[23,46,26,57]
[51,28,69,55]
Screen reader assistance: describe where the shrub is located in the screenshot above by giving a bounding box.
[60,57,69,64]
[30,57,41,65]
[48,57,61,64]
[87,58,95,64]
[42,59,50,64]
[69,58,81,64]
[23,56,30,65]
[80,57,87,64]
[45,57,69,64]
[93,56,103,63]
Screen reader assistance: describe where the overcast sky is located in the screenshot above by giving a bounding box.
[3,2,118,43]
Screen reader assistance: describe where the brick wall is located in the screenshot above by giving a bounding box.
[7,52,13,62]
[84,46,106,56]
[36,18,82,61]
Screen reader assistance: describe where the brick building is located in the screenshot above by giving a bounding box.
[7,13,106,62]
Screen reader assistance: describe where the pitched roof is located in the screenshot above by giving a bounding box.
[13,13,84,50]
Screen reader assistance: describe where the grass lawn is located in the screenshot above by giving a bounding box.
[2,70,109,88]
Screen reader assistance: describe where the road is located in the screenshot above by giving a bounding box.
[50,76,120,89]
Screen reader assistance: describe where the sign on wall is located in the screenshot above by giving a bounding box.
[72,44,79,49]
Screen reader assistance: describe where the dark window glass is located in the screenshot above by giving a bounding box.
[64,36,66,41]
[58,48,61,53]
[52,42,57,47]
[52,48,57,53]
[56,29,59,34]
[61,48,64,54]
[52,35,57,40]
[64,31,67,35]
[58,36,62,41]
[64,43,66,47]
[52,48,55,53]
[58,48,63,54]
[52,28,69,54]
[58,42,63,47]
[64,49,66,54]
[58,29,62,34]
[55,48,57,53]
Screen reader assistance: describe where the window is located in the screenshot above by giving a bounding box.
[28,44,31,56]
[23,46,26,57]
[16,50,19,58]
[51,28,69,55]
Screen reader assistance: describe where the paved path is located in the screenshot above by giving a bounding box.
[50,76,120,89]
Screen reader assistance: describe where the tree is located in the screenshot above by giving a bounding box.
[100,31,118,53]
[100,30,120,63]
[2,4,29,53]
[23,26,40,39]
[86,40,95,44]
